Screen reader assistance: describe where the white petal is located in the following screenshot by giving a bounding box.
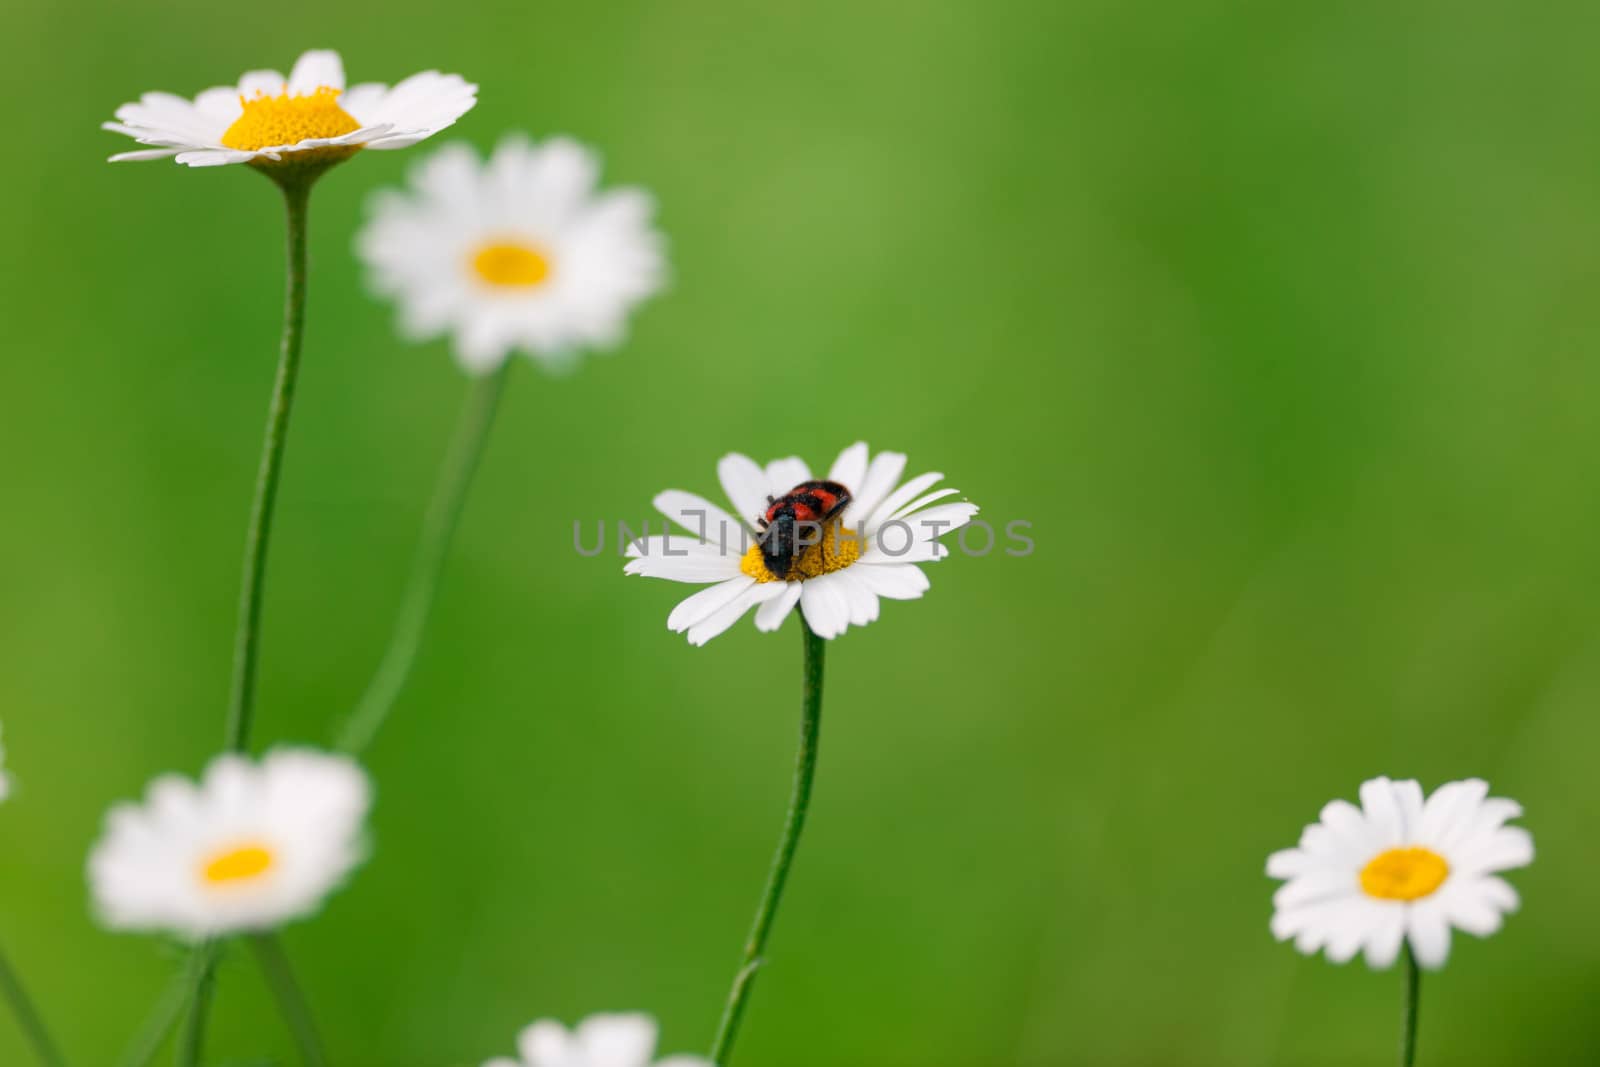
[765,457,812,496]
[1406,898,1452,969]
[1364,907,1406,969]
[717,454,770,529]
[890,487,961,520]
[1273,871,1358,911]
[687,583,785,646]
[865,471,943,532]
[1318,798,1378,857]
[831,570,880,626]
[653,490,741,545]
[755,584,802,632]
[826,441,868,491]
[575,1013,657,1067]
[850,562,929,601]
[624,544,742,584]
[1393,779,1425,841]
[236,69,287,98]
[799,577,851,639]
[174,148,255,168]
[850,451,907,525]
[359,71,478,147]
[517,1020,573,1065]
[667,577,754,633]
[892,501,978,540]
[1439,879,1507,938]
[339,82,389,122]
[1359,777,1405,849]
[287,50,346,94]
[1452,826,1535,876]
[860,532,949,565]
[109,148,182,162]
[1418,779,1489,848]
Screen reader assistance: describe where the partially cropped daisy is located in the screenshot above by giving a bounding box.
[356,134,665,374]
[104,49,476,170]
[1267,776,1534,970]
[625,441,978,644]
[0,721,10,802]
[88,749,370,941]
[485,1013,709,1067]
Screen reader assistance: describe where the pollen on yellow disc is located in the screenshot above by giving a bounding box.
[1360,847,1449,901]
[201,843,276,885]
[741,522,863,583]
[471,241,553,288]
[220,86,360,152]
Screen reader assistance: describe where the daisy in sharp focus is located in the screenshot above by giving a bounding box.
[485,1013,710,1067]
[1267,776,1534,969]
[104,49,476,169]
[88,749,371,941]
[625,442,979,644]
[356,134,666,374]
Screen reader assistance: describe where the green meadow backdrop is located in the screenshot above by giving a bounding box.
[4,2,1600,1064]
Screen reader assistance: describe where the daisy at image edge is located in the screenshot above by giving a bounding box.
[484,1012,710,1067]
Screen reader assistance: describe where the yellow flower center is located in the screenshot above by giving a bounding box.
[471,241,554,288]
[220,86,360,152]
[200,842,277,886]
[741,522,862,582]
[1360,847,1449,901]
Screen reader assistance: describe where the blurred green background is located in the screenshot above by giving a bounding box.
[3,1,1599,1064]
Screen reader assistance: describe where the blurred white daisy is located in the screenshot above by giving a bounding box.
[356,134,665,374]
[1267,776,1534,970]
[88,749,371,941]
[0,721,10,802]
[624,441,978,644]
[485,1013,709,1067]
[104,49,476,169]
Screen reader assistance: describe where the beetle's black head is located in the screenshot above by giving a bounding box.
[762,512,798,580]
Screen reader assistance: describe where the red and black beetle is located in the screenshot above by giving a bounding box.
[757,479,852,579]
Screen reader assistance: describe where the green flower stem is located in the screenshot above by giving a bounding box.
[336,361,511,756]
[225,176,313,754]
[250,934,328,1067]
[0,937,66,1067]
[114,957,197,1067]
[1400,942,1420,1067]
[709,617,826,1065]
[183,173,317,1067]
[174,942,220,1067]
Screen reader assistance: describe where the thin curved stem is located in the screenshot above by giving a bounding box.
[174,942,219,1067]
[336,362,510,755]
[1400,942,1420,1067]
[226,177,312,754]
[0,938,66,1067]
[250,934,328,1067]
[182,176,314,1067]
[709,618,826,1065]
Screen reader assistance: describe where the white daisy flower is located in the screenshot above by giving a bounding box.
[104,49,476,169]
[1267,776,1534,970]
[88,748,371,941]
[485,1013,710,1067]
[624,441,979,644]
[355,134,666,374]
